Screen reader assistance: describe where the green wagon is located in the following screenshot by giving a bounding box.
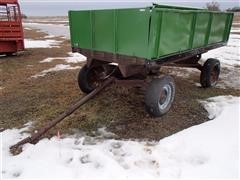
[68,4,233,117]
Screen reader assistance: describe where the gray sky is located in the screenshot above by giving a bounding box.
[18,0,240,16]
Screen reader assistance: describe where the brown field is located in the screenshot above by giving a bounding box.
[0,19,239,141]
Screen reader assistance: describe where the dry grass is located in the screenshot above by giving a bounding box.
[1,26,239,141]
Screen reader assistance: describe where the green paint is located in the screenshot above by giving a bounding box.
[68,4,233,61]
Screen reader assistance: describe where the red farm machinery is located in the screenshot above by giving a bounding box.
[0,0,24,55]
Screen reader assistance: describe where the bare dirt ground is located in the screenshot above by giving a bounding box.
[0,17,240,141]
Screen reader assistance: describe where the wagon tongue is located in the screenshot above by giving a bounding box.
[10,77,115,155]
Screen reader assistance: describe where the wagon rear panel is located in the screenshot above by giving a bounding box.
[0,0,24,53]
[208,13,229,44]
[68,11,92,49]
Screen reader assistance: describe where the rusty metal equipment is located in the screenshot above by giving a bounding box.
[10,77,115,153]
[0,0,24,55]
[68,4,233,117]
[9,4,234,153]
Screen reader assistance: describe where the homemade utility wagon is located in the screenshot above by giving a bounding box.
[0,0,24,55]
[9,4,235,150]
[69,4,233,117]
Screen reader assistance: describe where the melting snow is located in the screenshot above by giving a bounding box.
[1,96,239,179]
[3,20,238,179]
[231,28,240,33]
[24,27,32,30]
[31,64,80,78]
[44,35,56,39]
[40,52,86,64]
[202,34,240,66]
[24,39,61,48]
[65,52,87,63]
[23,22,70,39]
[168,30,240,90]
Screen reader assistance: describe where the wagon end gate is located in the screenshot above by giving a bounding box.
[0,0,24,55]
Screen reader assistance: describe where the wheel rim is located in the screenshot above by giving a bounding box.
[158,84,172,110]
[210,66,219,86]
[86,65,116,89]
[87,66,104,89]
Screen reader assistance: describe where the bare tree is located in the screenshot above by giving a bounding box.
[206,1,220,11]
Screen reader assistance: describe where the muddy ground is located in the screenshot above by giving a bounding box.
[0,19,240,141]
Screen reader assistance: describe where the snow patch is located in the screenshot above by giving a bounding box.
[25,19,68,23]
[39,57,56,63]
[40,52,86,64]
[166,30,240,90]
[231,28,240,33]
[200,32,240,89]
[217,66,240,90]
[44,35,56,39]
[23,22,70,39]
[24,39,60,48]
[24,27,32,30]
[31,64,80,78]
[65,52,87,63]
[201,95,239,119]
[2,96,239,178]
[233,22,240,25]
[202,34,240,67]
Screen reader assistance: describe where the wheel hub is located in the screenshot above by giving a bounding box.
[87,65,117,89]
[158,84,172,110]
[210,67,219,85]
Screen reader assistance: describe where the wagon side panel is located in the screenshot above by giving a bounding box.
[207,13,228,44]
[223,13,234,42]
[156,9,194,57]
[147,8,161,59]
[93,10,115,52]
[69,6,233,61]
[116,8,150,58]
[192,12,210,48]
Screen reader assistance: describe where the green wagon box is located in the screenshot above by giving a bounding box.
[68,4,233,117]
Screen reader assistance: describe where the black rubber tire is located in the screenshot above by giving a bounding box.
[200,58,220,88]
[145,75,175,117]
[78,65,95,94]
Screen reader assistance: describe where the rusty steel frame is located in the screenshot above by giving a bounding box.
[72,47,146,65]
[73,42,225,78]
[115,79,147,87]
[10,77,116,153]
